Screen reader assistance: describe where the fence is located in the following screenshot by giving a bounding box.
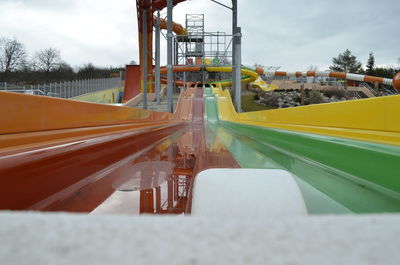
[0,77,121,99]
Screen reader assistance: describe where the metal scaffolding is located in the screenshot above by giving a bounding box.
[173,14,234,84]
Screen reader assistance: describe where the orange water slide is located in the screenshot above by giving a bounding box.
[0,82,224,212]
[153,15,188,35]
[261,69,400,91]
[136,0,188,94]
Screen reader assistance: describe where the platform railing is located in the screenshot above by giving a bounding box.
[0,77,121,99]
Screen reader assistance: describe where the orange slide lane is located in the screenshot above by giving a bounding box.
[0,83,240,214]
[0,81,194,211]
[0,91,179,152]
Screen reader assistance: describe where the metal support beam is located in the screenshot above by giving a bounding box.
[155,11,161,104]
[142,10,148,109]
[231,0,237,107]
[202,30,205,86]
[183,72,186,90]
[167,0,174,113]
[210,0,232,10]
[234,27,242,113]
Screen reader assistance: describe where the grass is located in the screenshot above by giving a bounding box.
[241,93,275,112]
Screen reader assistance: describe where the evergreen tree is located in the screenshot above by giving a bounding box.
[329,49,363,73]
[366,52,375,75]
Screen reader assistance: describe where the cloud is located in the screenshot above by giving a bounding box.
[0,0,399,71]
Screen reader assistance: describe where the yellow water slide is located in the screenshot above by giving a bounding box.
[205,66,277,91]
[212,86,400,146]
[206,66,258,86]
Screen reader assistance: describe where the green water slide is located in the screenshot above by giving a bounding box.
[204,90,400,214]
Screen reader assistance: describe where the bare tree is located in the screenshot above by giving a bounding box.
[0,37,26,73]
[33,48,63,72]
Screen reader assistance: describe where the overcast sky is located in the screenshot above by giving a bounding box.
[0,0,399,71]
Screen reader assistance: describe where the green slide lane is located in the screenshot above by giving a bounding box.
[205,94,400,214]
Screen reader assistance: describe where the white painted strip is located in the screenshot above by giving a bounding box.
[383,79,393,86]
[265,71,276,76]
[302,72,307,77]
[315,71,329,77]
[286,72,296,77]
[346,73,365,82]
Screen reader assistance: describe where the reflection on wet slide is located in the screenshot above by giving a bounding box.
[0,85,239,214]
[205,87,400,214]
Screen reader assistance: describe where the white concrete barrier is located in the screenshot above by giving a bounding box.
[191,169,307,216]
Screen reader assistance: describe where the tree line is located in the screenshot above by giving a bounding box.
[329,49,399,79]
[0,37,124,84]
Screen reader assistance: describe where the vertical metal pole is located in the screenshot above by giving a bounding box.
[183,72,186,90]
[300,78,305,105]
[201,30,205,86]
[142,10,148,110]
[155,11,161,104]
[4,82,7,90]
[167,0,174,113]
[232,0,237,104]
[49,83,52,97]
[234,27,242,112]
[167,144,174,210]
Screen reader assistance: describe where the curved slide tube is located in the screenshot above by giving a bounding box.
[251,77,279,92]
[153,15,188,35]
[157,65,263,88]
[206,66,258,87]
[261,69,400,91]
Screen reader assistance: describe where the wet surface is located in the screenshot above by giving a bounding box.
[0,85,240,215]
[87,86,238,215]
[89,133,195,215]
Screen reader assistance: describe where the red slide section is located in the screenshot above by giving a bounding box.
[0,83,239,213]
[123,65,141,103]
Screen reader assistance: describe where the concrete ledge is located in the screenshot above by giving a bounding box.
[1,211,399,265]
